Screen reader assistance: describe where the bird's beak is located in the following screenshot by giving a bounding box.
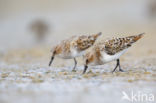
[49,55,54,66]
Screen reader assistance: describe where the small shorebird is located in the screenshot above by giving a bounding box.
[83,33,144,74]
[49,32,102,71]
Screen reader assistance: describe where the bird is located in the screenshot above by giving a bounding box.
[30,19,50,43]
[49,32,102,71]
[83,33,145,74]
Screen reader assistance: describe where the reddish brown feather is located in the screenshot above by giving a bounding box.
[104,33,144,55]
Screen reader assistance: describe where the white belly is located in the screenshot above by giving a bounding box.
[56,54,72,59]
[100,49,128,63]
[70,48,85,57]
[56,48,85,59]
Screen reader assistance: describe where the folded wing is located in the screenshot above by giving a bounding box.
[104,33,144,55]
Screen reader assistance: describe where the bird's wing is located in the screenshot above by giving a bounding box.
[74,32,102,51]
[104,33,144,55]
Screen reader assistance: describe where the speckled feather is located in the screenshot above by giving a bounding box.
[97,33,144,55]
[84,33,144,65]
[73,33,101,51]
[51,32,102,58]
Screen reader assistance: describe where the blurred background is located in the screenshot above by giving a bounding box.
[0,0,156,50]
[0,0,156,103]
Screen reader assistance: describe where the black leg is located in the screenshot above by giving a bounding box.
[83,65,88,74]
[49,54,55,66]
[72,58,77,71]
[118,59,124,72]
[112,59,119,73]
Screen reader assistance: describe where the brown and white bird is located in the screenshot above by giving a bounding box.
[83,33,144,74]
[49,32,102,71]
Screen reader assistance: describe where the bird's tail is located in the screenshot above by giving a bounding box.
[92,32,102,39]
[132,33,145,42]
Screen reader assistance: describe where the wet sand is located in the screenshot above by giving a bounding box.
[0,34,156,103]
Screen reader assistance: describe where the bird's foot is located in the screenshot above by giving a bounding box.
[119,69,125,72]
[72,69,76,72]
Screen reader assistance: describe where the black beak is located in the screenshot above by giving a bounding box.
[83,65,88,74]
[49,56,54,66]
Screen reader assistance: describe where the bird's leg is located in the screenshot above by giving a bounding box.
[118,59,124,72]
[83,59,89,74]
[83,65,88,74]
[49,52,55,66]
[112,59,119,73]
[72,58,77,72]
